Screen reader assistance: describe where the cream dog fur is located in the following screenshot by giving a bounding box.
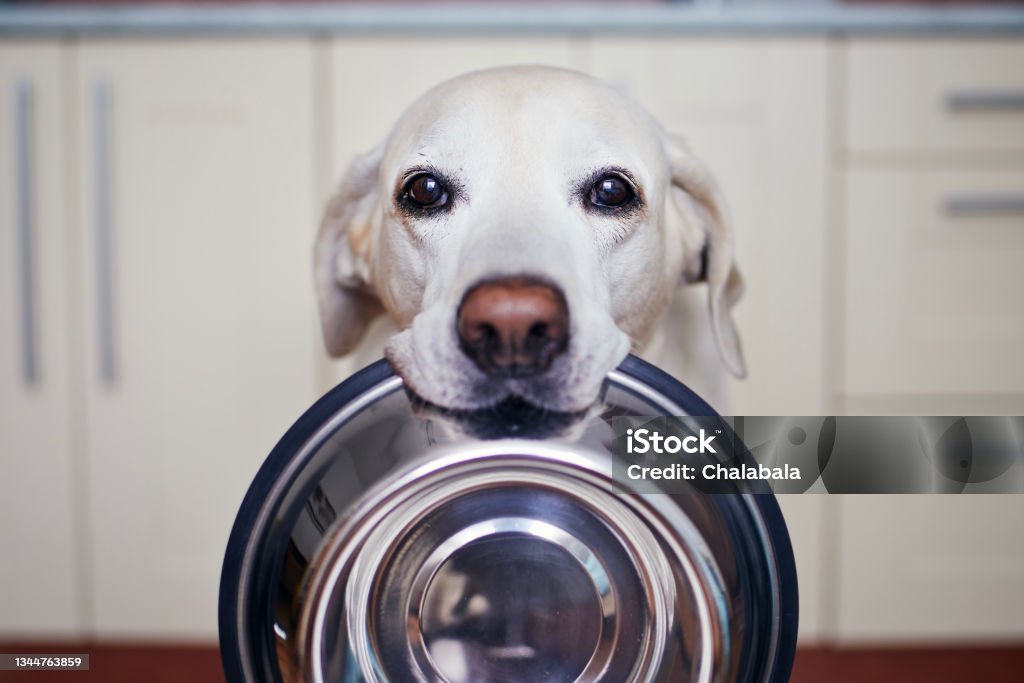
[315,66,744,414]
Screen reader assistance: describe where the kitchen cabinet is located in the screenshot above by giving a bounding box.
[0,41,80,637]
[72,39,319,638]
[842,39,1024,398]
[835,37,1024,644]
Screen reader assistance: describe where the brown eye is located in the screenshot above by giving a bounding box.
[589,174,634,208]
[405,174,449,209]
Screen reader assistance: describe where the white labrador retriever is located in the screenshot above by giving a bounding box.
[315,66,744,416]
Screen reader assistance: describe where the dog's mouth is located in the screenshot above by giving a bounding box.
[384,307,631,421]
[407,390,590,440]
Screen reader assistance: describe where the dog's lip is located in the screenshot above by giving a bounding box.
[405,389,590,439]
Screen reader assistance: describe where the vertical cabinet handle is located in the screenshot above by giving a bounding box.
[93,79,117,386]
[13,79,38,385]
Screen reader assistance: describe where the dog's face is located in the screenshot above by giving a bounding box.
[316,66,744,414]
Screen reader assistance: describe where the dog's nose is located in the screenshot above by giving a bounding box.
[457,277,570,377]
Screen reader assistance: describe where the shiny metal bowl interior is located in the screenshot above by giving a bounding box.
[219,356,797,683]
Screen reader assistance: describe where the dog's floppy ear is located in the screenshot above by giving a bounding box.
[664,134,747,378]
[314,144,385,357]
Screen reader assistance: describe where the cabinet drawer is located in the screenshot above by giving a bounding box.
[842,169,1024,395]
[847,39,1024,153]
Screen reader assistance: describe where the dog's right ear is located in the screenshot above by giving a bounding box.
[314,144,385,357]
[663,133,747,379]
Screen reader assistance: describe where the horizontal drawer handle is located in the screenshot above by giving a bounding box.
[945,89,1024,113]
[943,193,1024,217]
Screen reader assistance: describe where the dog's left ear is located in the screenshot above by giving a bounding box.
[314,143,385,357]
[664,134,747,378]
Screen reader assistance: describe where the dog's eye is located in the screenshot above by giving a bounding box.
[404,174,449,209]
[589,174,635,209]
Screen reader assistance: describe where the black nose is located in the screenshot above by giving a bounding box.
[457,277,570,377]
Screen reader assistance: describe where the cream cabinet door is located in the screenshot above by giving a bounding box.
[74,40,319,638]
[0,42,81,637]
[588,37,832,642]
[323,36,582,386]
[836,495,1024,642]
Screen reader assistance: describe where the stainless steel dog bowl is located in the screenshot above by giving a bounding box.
[219,356,797,683]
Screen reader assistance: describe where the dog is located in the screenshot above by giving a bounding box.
[314,65,745,419]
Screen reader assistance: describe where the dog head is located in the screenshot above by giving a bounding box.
[315,66,744,414]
